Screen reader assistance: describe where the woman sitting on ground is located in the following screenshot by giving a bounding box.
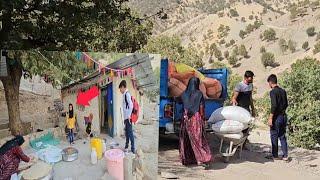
[0,135,35,180]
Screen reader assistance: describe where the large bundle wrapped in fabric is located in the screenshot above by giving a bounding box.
[168,78,186,97]
[175,63,206,81]
[212,120,248,134]
[208,106,253,124]
[168,62,222,99]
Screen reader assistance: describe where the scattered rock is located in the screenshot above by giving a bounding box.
[160,172,179,179]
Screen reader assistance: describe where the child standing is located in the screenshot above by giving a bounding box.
[66,104,76,145]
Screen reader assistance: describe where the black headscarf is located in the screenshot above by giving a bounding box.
[0,135,25,155]
[181,77,204,118]
[69,103,74,118]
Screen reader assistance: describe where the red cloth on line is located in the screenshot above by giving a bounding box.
[76,86,100,106]
[179,105,212,166]
[0,146,30,180]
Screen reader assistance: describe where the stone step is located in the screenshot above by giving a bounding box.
[0,128,11,139]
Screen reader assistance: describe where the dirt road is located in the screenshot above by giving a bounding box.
[158,129,320,180]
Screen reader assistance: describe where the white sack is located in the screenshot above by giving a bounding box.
[212,120,248,134]
[208,106,253,124]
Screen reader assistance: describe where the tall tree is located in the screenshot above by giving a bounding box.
[0,0,152,135]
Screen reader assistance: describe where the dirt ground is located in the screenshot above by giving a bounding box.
[158,128,320,180]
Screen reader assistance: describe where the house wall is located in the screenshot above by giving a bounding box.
[61,90,100,135]
[61,75,143,138]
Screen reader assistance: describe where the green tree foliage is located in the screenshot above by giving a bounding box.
[228,55,238,67]
[278,38,288,53]
[0,0,152,135]
[280,58,320,149]
[230,39,236,45]
[261,52,276,67]
[218,24,230,38]
[249,15,254,20]
[0,0,152,52]
[260,46,266,53]
[232,46,239,57]
[302,41,309,51]
[306,27,316,37]
[230,9,239,17]
[142,36,204,68]
[262,28,277,41]
[239,30,247,39]
[313,41,320,54]
[239,44,248,58]
[316,33,320,41]
[224,51,230,59]
[288,40,297,53]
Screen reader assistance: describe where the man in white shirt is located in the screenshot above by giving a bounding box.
[119,80,135,153]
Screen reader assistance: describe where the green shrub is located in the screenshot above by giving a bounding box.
[230,9,239,17]
[239,30,246,39]
[249,15,254,20]
[228,55,238,66]
[263,28,277,41]
[316,33,320,41]
[278,38,288,53]
[302,41,309,51]
[314,41,320,54]
[224,51,230,58]
[306,26,316,37]
[230,39,235,45]
[239,44,248,58]
[232,46,239,56]
[261,52,276,67]
[241,17,246,22]
[280,58,320,149]
[288,40,297,53]
[260,46,266,53]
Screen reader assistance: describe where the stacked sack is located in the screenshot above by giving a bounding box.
[208,106,254,139]
[168,61,222,99]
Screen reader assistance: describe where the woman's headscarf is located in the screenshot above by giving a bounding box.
[0,135,25,155]
[181,77,203,118]
[69,103,74,118]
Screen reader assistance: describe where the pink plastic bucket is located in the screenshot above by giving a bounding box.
[105,149,124,180]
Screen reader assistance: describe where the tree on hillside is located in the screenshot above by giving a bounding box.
[260,46,266,53]
[142,36,204,68]
[288,40,297,53]
[232,46,239,57]
[228,55,238,67]
[239,44,249,58]
[261,52,277,67]
[230,9,239,17]
[302,41,309,51]
[306,27,316,37]
[239,30,247,39]
[0,0,152,135]
[263,28,277,41]
[280,58,320,149]
[278,38,288,53]
[314,41,320,54]
[224,51,230,59]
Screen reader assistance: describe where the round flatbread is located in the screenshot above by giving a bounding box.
[22,161,52,180]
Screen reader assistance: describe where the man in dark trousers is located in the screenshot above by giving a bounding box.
[119,80,135,154]
[231,70,256,117]
[267,74,289,161]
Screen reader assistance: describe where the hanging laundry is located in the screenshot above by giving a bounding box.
[76,86,100,106]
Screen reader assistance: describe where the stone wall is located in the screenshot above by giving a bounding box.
[0,76,62,135]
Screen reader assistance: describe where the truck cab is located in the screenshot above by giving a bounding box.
[159,59,228,135]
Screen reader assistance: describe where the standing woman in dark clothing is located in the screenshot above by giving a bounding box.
[179,77,213,166]
[0,135,34,180]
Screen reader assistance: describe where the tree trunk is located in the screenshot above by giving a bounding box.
[0,56,23,135]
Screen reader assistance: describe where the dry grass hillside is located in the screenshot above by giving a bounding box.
[130,0,320,97]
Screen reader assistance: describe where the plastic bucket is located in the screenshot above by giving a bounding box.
[90,138,103,159]
[105,149,124,180]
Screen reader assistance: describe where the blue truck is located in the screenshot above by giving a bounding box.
[159,59,229,134]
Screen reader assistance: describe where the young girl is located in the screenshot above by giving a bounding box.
[66,104,76,145]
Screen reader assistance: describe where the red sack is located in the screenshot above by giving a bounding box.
[199,82,208,99]
[168,61,177,78]
[130,96,140,124]
[168,78,186,97]
[171,71,195,85]
[206,85,222,99]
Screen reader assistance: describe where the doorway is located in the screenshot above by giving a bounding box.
[101,83,114,137]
